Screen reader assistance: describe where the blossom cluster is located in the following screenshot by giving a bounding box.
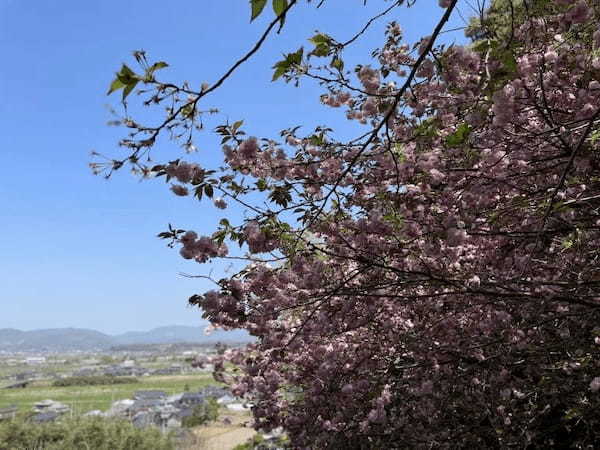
[179,231,227,263]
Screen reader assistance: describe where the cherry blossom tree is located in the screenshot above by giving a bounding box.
[95,0,600,447]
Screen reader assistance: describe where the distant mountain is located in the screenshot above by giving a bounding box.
[0,328,114,352]
[113,325,251,346]
[0,325,252,352]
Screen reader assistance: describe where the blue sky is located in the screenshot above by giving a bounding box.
[0,0,469,334]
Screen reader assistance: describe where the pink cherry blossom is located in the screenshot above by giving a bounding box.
[103,1,600,447]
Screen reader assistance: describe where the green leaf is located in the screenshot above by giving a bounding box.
[271,48,303,81]
[272,64,288,81]
[204,184,214,198]
[392,143,406,161]
[232,120,244,131]
[250,0,267,21]
[500,50,517,74]
[309,134,324,146]
[150,61,168,71]
[445,123,472,147]
[122,80,138,101]
[289,47,303,65]
[256,179,268,191]
[272,0,287,28]
[108,64,139,96]
[413,118,439,138]
[269,186,292,207]
[272,0,287,16]
[308,33,331,46]
[471,39,495,54]
[589,129,600,145]
[561,238,573,250]
[116,64,136,84]
[330,56,344,71]
[309,35,332,56]
[213,230,227,245]
[181,104,194,118]
[311,43,330,57]
[107,78,125,95]
[146,61,169,78]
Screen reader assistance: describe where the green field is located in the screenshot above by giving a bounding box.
[0,374,219,415]
[0,361,82,379]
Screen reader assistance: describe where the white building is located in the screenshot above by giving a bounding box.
[24,356,46,365]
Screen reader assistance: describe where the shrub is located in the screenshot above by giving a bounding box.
[0,416,175,450]
[52,376,138,387]
[181,398,219,428]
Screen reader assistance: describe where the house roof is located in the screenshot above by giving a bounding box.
[175,407,194,419]
[131,399,162,410]
[31,412,59,424]
[134,390,167,400]
[177,392,205,406]
[34,400,56,407]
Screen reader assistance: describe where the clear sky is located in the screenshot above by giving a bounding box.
[0,0,469,334]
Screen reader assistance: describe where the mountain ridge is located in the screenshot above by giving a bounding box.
[0,325,252,352]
